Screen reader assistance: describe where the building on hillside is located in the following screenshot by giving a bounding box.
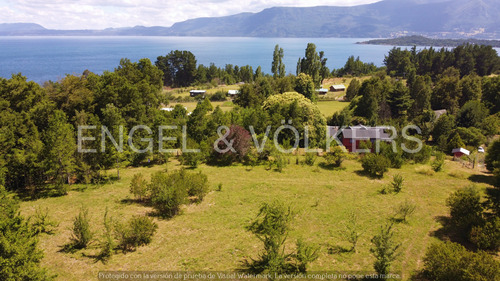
[341,125,393,152]
[452,147,470,158]
[189,90,206,97]
[227,90,240,97]
[433,109,447,120]
[316,88,329,95]
[330,84,346,92]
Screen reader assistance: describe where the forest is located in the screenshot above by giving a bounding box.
[0,42,499,280]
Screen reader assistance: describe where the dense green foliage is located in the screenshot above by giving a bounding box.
[423,241,500,281]
[115,215,157,252]
[361,154,391,177]
[0,187,52,280]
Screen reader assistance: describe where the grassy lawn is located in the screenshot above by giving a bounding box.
[19,157,494,280]
[169,101,234,112]
[316,101,350,118]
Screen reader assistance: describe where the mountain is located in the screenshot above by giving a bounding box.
[1,0,499,38]
[165,0,500,38]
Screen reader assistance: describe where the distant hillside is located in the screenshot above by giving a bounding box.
[358,35,500,47]
[1,0,500,38]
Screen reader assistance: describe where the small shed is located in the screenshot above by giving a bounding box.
[189,90,206,97]
[433,109,447,120]
[228,90,240,96]
[330,84,346,92]
[452,148,470,158]
[315,88,329,95]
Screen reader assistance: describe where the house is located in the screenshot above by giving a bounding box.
[341,126,393,152]
[315,88,329,95]
[189,90,206,97]
[452,148,470,158]
[330,84,346,92]
[227,90,240,96]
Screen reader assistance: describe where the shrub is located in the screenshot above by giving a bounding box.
[130,173,148,201]
[115,216,157,252]
[179,150,204,168]
[431,152,445,172]
[149,170,209,217]
[391,174,404,193]
[340,211,362,253]
[30,207,58,235]
[324,146,345,168]
[305,153,317,166]
[70,207,93,249]
[212,125,252,165]
[361,154,391,177]
[244,200,319,274]
[149,172,188,218]
[98,208,115,262]
[379,142,404,168]
[186,172,209,202]
[469,217,500,251]
[485,139,500,172]
[423,241,500,281]
[209,90,227,101]
[415,165,435,176]
[446,186,484,234]
[370,223,400,275]
[392,200,416,223]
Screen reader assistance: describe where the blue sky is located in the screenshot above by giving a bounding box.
[0,0,380,29]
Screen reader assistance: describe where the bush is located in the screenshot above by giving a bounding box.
[469,217,500,251]
[361,154,391,177]
[149,172,188,218]
[209,90,227,101]
[70,207,93,249]
[446,186,484,234]
[392,199,416,223]
[149,170,209,217]
[186,172,209,202]
[244,200,319,274]
[391,174,404,193]
[423,241,500,281]
[212,125,252,165]
[30,207,58,235]
[324,146,345,168]
[431,152,445,172]
[411,144,432,164]
[130,173,148,201]
[305,153,317,166]
[415,165,435,176]
[485,139,500,172]
[115,216,157,252]
[379,142,404,168]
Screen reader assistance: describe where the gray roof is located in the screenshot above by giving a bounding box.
[342,126,392,140]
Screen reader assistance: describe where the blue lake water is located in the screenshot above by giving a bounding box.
[1,36,494,84]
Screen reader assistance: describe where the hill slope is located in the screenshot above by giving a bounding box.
[1,0,499,38]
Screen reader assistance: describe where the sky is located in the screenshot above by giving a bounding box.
[0,0,381,30]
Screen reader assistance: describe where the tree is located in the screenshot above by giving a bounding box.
[130,173,148,201]
[482,76,500,114]
[370,223,400,275]
[294,73,316,101]
[345,78,361,102]
[297,43,322,88]
[459,74,482,106]
[43,110,76,193]
[212,125,252,165]
[431,114,456,149]
[456,100,489,128]
[70,207,93,249]
[0,186,52,281]
[485,139,500,179]
[409,75,432,118]
[388,81,413,119]
[271,45,285,78]
[244,200,319,275]
[431,68,462,114]
[155,50,197,87]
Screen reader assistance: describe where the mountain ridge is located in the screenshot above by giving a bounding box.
[1,0,499,38]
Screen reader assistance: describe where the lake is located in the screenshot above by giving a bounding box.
[0,36,479,84]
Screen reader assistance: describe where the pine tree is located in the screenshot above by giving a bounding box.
[271,44,285,78]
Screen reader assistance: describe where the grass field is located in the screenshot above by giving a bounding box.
[20,157,494,280]
[316,101,350,118]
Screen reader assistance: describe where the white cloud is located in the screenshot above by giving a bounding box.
[1,0,380,29]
